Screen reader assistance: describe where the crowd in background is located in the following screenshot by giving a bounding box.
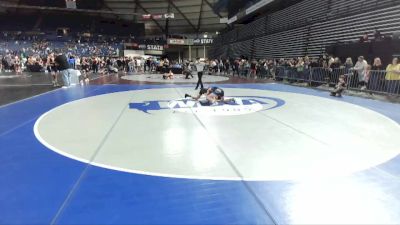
[1,31,399,95]
[203,55,400,95]
[0,32,121,74]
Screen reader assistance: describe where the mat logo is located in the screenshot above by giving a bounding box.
[129,96,285,116]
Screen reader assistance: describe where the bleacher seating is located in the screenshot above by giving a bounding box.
[223,30,238,43]
[209,0,399,60]
[255,27,308,59]
[307,4,400,57]
[328,0,396,19]
[0,15,38,31]
[237,16,267,40]
[229,39,253,58]
[267,0,328,34]
[41,14,92,32]
[0,38,122,57]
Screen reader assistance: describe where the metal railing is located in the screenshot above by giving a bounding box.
[273,66,400,96]
[213,65,399,97]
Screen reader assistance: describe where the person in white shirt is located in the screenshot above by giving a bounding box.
[136,58,142,72]
[353,56,368,87]
[75,57,81,70]
[195,58,206,90]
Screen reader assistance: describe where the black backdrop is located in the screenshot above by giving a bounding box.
[326,39,400,65]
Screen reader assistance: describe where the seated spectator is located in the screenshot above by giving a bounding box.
[183,63,193,79]
[373,29,383,41]
[330,75,346,97]
[163,70,174,80]
[359,33,369,43]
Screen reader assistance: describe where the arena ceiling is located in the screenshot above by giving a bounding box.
[0,0,228,35]
[103,0,229,35]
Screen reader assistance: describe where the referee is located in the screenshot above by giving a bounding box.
[194,58,206,90]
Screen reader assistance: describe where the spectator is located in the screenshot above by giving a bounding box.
[344,57,354,70]
[373,29,382,41]
[371,57,384,71]
[68,55,76,69]
[250,59,257,79]
[359,33,369,43]
[385,57,400,94]
[55,53,72,88]
[330,75,346,97]
[224,59,230,75]
[295,57,305,80]
[353,56,368,88]
[361,65,371,90]
[369,57,385,91]
[329,57,342,84]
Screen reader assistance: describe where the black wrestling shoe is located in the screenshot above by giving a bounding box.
[184,94,191,98]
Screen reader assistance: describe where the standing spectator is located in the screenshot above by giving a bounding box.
[295,57,305,80]
[329,57,342,84]
[75,56,81,70]
[371,57,384,71]
[249,59,257,79]
[224,59,230,76]
[385,57,400,94]
[233,58,240,76]
[92,57,99,74]
[369,57,385,91]
[344,57,354,71]
[0,55,3,72]
[68,55,76,69]
[353,56,368,88]
[128,58,135,73]
[218,59,224,74]
[361,65,371,90]
[55,53,72,88]
[145,58,151,73]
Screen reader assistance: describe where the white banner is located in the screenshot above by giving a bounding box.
[124,50,145,57]
[164,13,175,19]
[219,17,228,24]
[142,14,151,20]
[227,16,237,24]
[152,14,163,20]
[168,39,186,45]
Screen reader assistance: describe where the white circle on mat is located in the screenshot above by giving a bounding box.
[34,88,400,181]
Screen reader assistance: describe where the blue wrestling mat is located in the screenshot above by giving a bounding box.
[1,83,400,224]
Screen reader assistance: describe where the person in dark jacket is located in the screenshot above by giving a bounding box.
[55,53,72,88]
